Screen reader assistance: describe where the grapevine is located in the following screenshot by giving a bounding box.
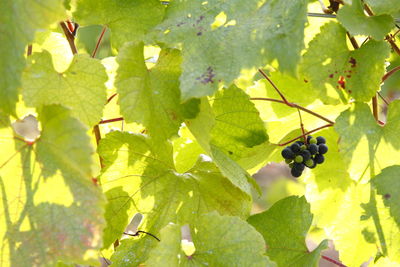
[0,1,399,267]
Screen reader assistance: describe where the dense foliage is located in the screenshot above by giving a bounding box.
[1,0,400,266]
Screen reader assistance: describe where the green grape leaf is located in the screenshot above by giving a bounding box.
[73,0,164,48]
[337,0,394,40]
[0,105,105,266]
[186,87,270,194]
[116,42,199,141]
[22,51,108,127]
[211,85,268,156]
[0,0,66,115]
[98,131,251,249]
[335,101,400,182]
[145,213,275,266]
[365,0,400,15]
[153,0,308,100]
[173,127,206,173]
[248,196,328,267]
[362,188,400,262]
[301,22,390,104]
[110,237,159,267]
[372,166,400,226]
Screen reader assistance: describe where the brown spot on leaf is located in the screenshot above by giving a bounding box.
[346,75,351,78]
[384,193,391,199]
[196,66,215,84]
[338,76,345,89]
[329,74,334,78]
[304,79,308,83]
[197,32,202,36]
[349,57,356,68]
[348,90,352,94]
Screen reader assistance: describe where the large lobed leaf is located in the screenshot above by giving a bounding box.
[22,51,108,127]
[143,213,275,266]
[337,0,394,40]
[153,0,308,100]
[301,22,390,104]
[97,131,251,249]
[0,105,105,266]
[0,0,66,115]
[248,196,328,267]
[115,42,199,141]
[73,0,164,48]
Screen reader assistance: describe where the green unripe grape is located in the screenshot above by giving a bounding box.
[285,158,292,164]
[295,155,303,163]
[289,162,294,168]
[309,138,317,144]
[300,145,306,150]
[305,159,314,167]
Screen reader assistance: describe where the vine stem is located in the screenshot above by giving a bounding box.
[92,26,107,58]
[363,4,400,56]
[258,69,294,107]
[321,255,347,267]
[59,22,78,55]
[250,98,334,124]
[275,123,333,146]
[27,45,32,57]
[297,109,307,143]
[107,93,118,104]
[382,65,400,83]
[99,117,124,124]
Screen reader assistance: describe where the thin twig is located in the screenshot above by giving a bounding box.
[123,231,160,242]
[92,26,107,58]
[297,109,307,143]
[377,91,389,106]
[346,32,359,49]
[107,93,118,104]
[258,69,294,106]
[59,22,78,55]
[382,65,400,82]
[276,123,334,146]
[99,117,124,124]
[372,96,378,121]
[321,255,347,267]
[250,97,335,124]
[27,45,32,57]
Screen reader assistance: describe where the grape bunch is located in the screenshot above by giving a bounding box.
[281,136,328,177]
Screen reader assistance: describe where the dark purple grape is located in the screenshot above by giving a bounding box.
[290,143,301,153]
[282,147,295,159]
[318,144,328,154]
[291,168,302,177]
[316,136,326,145]
[308,144,318,155]
[307,135,313,143]
[293,162,305,172]
[315,154,325,164]
[300,150,311,161]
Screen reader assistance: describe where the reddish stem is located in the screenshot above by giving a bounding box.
[107,93,118,104]
[377,91,389,106]
[277,123,334,146]
[27,45,32,57]
[99,117,124,124]
[59,22,78,55]
[382,65,400,82]
[321,255,347,267]
[92,26,107,58]
[258,69,294,107]
[297,109,307,143]
[250,97,335,124]
[372,95,378,121]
